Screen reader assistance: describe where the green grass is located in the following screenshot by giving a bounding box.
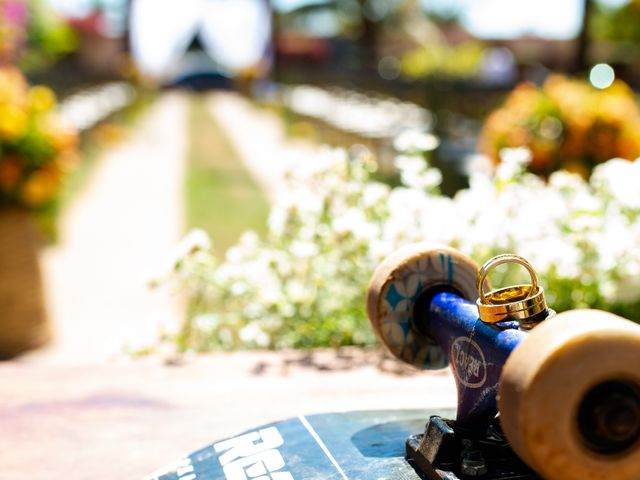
[185,94,270,256]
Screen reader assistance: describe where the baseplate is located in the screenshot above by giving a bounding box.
[405,415,540,479]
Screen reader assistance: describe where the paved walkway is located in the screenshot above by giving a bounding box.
[207,92,319,200]
[35,92,187,362]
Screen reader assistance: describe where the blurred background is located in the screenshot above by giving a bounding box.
[3,0,640,478]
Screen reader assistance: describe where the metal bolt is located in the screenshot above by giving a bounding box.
[461,440,487,477]
[461,457,487,477]
[591,393,640,444]
[579,380,640,454]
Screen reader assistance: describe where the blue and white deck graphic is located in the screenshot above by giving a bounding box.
[148,409,455,480]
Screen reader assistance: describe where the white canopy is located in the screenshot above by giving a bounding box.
[130,0,271,79]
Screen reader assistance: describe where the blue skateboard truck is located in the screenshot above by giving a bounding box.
[149,243,640,480]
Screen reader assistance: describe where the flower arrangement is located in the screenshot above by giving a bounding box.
[0,66,78,210]
[480,75,640,176]
[0,0,28,63]
[168,132,640,351]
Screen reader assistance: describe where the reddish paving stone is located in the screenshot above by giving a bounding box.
[1,349,456,480]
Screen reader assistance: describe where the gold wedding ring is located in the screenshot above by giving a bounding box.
[476,254,549,327]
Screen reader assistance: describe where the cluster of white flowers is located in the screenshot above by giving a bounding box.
[172,134,640,350]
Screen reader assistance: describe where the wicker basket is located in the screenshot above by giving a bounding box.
[0,209,50,358]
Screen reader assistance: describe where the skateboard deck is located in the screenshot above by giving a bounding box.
[148,245,640,480]
[148,409,455,480]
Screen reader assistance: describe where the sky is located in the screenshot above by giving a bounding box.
[48,0,128,35]
[273,0,630,40]
[443,0,586,40]
[48,0,632,40]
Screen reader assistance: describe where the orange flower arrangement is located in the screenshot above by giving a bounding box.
[480,75,640,176]
[0,66,78,209]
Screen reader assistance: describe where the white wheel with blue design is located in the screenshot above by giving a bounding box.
[366,243,482,369]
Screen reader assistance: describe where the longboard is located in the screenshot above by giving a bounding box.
[149,243,640,480]
[148,409,455,480]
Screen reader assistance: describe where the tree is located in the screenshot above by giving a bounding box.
[573,0,594,73]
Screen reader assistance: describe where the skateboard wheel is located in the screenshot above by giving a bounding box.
[366,242,481,369]
[499,310,640,480]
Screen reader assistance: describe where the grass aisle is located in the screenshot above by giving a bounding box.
[185,93,270,256]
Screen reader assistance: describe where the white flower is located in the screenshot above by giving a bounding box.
[238,231,260,249]
[499,147,532,168]
[286,280,308,302]
[239,323,270,347]
[193,313,219,331]
[267,204,288,237]
[290,240,319,258]
[362,183,390,207]
[172,131,640,352]
[548,170,584,192]
[592,159,640,210]
[518,236,581,279]
[230,281,248,296]
[172,229,212,261]
[332,207,377,240]
[225,246,243,263]
[496,147,531,182]
[395,154,443,191]
[393,130,440,153]
[257,281,282,305]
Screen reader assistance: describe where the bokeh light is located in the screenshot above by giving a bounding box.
[377,56,401,80]
[589,63,615,89]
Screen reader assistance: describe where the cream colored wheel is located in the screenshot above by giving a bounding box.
[499,310,640,480]
[366,242,481,369]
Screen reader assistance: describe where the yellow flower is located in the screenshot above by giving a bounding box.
[0,103,28,140]
[0,67,79,209]
[481,74,640,175]
[0,66,28,106]
[20,169,60,207]
[39,114,78,152]
[28,85,57,113]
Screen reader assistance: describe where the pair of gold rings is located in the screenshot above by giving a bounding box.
[476,254,548,326]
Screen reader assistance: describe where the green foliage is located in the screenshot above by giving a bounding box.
[401,42,485,80]
[592,0,640,45]
[20,0,79,71]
